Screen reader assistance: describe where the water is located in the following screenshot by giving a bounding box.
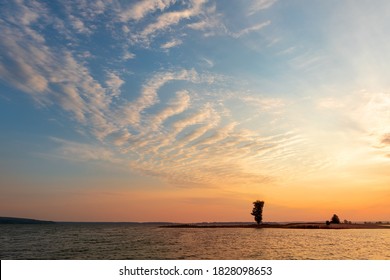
[1,224,390,259]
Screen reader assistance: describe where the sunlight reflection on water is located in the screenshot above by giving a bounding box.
[1,224,390,259]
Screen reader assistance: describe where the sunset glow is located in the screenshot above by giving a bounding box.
[1,0,389,222]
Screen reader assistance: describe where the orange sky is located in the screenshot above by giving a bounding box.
[1,1,390,222]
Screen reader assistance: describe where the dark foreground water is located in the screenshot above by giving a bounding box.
[1,224,390,259]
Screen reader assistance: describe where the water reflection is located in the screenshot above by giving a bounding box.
[1,224,389,259]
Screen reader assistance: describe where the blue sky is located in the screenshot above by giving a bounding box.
[1,0,390,222]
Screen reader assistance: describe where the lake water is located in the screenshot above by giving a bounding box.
[1,224,390,259]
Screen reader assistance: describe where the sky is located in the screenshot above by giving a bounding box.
[0,0,389,222]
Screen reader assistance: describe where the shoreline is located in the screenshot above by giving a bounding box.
[162,223,390,229]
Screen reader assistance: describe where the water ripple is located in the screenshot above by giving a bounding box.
[1,224,389,259]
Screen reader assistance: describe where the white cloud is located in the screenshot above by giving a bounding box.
[198,122,238,146]
[123,51,135,60]
[289,51,327,70]
[0,27,50,101]
[69,15,91,34]
[248,0,277,15]
[231,21,271,38]
[137,0,207,42]
[0,3,118,138]
[59,85,86,123]
[172,103,214,134]
[112,129,133,147]
[119,0,176,22]
[0,1,313,187]
[51,137,119,163]
[149,90,191,130]
[240,95,285,111]
[6,0,46,29]
[122,25,130,33]
[184,2,229,38]
[106,72,124,98]
[200,57,214,68]
[161,38,183,49]
[188,20,209,30]
[121,69,199,127]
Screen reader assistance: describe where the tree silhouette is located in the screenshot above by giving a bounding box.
[251,200,265,225]
[331,214,340,224]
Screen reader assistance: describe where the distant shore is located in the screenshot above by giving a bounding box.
[0,217,55,224]
[162,223,390,229]
[1,217,389,229]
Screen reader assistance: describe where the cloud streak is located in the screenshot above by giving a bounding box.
[0,0,329,188]
[119,0,176,22]
[231,21,271,38]
[135,0,207,43]
[248,0,277,15]
[161,38,183,49]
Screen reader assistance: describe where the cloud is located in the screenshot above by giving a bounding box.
[240,95,285,112]
[59,85,86,123]
[123,51,135,60]
[6,0,46,29]
[175,107,220,146]
[289,51,327,70]
[112,129,133,147]
[149,90,191,130]
[0,3,50,98]
[231,21,271,38]
[51,137,119,163]
[137,0,207,42]
[187,4,225,34]
[380,134,390,146]
[121,69,199,127]
[200,57,214,68]
[0,2,118,138]
[172,103,214,134]
[248,0,277,15]
[0,55,49,96]
[161,38,183,49]
[69,15,91,34]
[197,122,238,146]
[188,20,210,30]
[0,0,311,188]
[188,15,270,39]
[119,0,176,22]
[106,72,124,98]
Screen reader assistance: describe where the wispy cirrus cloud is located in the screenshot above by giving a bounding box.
[231,21,271,38]
[135,0,207,43]
[120,69,199,127]
[69,14,91,34]
[122,50,135,60]
[240,96,285,112]
[0,0,319,187]
[0,1,116,136]
[148,90,191,130]
[50,137,120,164]
[106,72,124,98]
[161,38,183,49]
[119,0,176,22]
[247,0,277,16]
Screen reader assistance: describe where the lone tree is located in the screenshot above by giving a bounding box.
[251,200,265,225]
[330,214,340,224]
